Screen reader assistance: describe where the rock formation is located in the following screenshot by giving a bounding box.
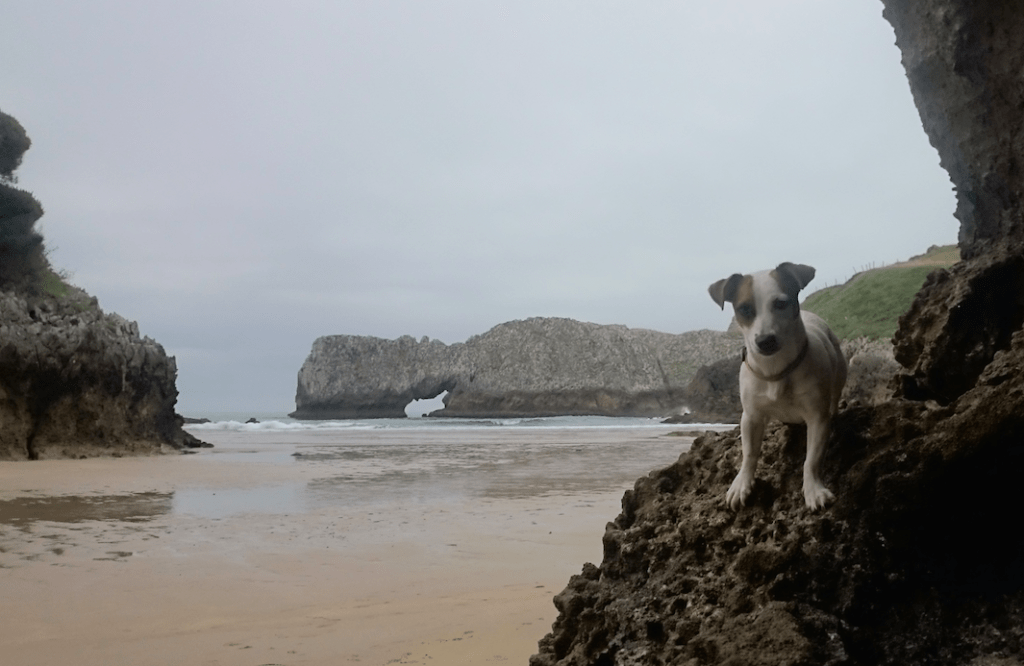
[291,318,741,419]
[884,1,1024,259]
[0,286,205,460]
[0,110,202,460]
[664,356,742,424]
[531,2,1024,664]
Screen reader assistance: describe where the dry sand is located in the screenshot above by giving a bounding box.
[0,426,696,666]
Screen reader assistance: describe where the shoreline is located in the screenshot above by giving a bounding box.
[0,426,695,665]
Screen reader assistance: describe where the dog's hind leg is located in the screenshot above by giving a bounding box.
[803,415,835,510]
[727,411,764,510]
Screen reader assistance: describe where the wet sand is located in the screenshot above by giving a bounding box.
[0,426,696,665]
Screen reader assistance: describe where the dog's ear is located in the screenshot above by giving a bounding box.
[708,273,745,310]
[775,263,815,292]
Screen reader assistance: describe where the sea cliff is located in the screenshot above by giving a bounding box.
[291,318,740,419]
[0,288,202,459]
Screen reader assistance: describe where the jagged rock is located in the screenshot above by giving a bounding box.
[533,327,1024,665]
[0,286,203,459]
[533,381,1024,664]
[181,416,211,424]
[291,318,740,419]
[532,2,1024,664]
[894,247,1024,404]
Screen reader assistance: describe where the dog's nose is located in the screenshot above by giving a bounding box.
[755,334,779,355]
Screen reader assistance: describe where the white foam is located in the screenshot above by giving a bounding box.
[183,415,733,434]
[186,419,373,432]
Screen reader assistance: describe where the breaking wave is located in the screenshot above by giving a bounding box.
[184,415,727,433]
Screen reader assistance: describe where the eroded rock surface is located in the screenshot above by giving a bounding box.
[533,372,1024,664]
[292,318,740,419]
[0,288,204,459]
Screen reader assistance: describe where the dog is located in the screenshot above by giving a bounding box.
[708,262,846,510]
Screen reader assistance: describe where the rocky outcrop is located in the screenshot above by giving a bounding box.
[292,334,455,419]
[0,288,204,459]
[533,385,1024,665]
[291,318,741,419]
[531,2,1024,665]
[664,356,743,424]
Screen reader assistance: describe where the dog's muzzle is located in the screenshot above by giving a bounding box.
[755,334,780,356]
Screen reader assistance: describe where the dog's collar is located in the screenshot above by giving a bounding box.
[742,339,810,382]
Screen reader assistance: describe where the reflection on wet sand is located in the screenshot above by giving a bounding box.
[0,492,173,526]
[297,427,693,503]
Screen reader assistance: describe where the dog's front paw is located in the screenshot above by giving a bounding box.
[803,479,835,510]
[726,472,755,510]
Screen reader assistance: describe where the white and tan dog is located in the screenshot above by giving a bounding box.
[709,262,846,510]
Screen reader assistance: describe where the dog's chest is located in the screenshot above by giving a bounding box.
[746,379,805,423]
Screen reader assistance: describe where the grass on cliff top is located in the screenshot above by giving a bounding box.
[33,265,98,312]
[801,245,959,340]
[40,268,70,299]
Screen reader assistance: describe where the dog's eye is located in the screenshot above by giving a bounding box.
[773,298,790,311]
[736,303,755,320]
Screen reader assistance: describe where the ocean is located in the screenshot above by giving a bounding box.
[179,415,734,519]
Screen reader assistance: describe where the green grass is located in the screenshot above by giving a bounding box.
[801,245,960,340]
[40,268,70,299]
[913,244,960,265]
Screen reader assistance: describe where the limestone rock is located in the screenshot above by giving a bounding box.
[0,286,203,459]
[291,318,740,419]
[665,355,743,424]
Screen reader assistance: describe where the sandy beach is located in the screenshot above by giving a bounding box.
[0,423,698,666]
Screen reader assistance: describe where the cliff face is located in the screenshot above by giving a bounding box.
[291,318,740,419]
[883,1,1024,260]
[0,288,202,459]
[531,2,1024,665]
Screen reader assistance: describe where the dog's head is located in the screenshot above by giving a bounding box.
[708,262,815,357]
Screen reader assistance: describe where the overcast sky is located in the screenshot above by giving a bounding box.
[2,1,957,415]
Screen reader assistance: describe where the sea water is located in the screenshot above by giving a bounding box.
[177,415,733,519]
[0,416,734,548]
